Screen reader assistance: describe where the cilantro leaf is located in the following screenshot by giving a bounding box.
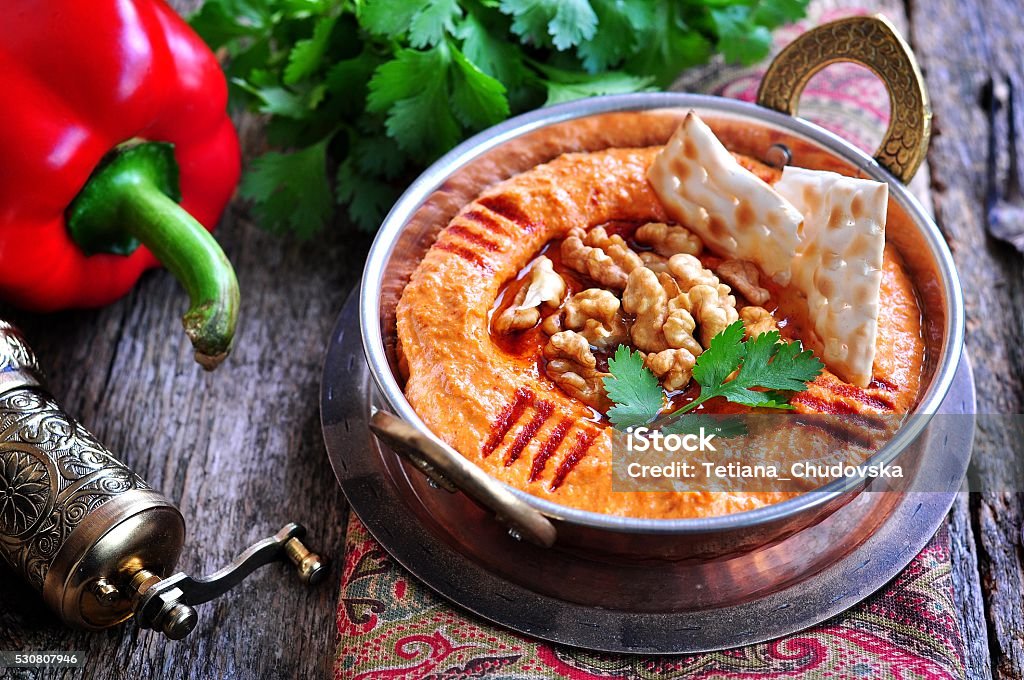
[190,0,270,49]
[336,158,401,232]
[603,321,823,432]
[456,12,528,86]
[409,0,463,47]
[240,141,333,238]
[350,135,407,180]
[232,71,309,118]
[368,47,461,159]
[603,345,664,429]
[359,0,419,39]
[622,2,711,86]
[710,6,774,65]
[687,321,824,412]
[541,67,655,106]
[690,320,746,391]
[191,0,809,237]
[500,0,597,50]
[450,46,510,129]
[752,0,811,29]
[576,0,652,72]
[283,15,336,85]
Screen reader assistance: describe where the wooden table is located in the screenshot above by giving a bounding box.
[0,0,1020,678]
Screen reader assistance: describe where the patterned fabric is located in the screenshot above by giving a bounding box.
[336,518,964,680]
[335,4,965,679]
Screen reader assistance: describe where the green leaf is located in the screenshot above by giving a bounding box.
[239,142,333,237]
[739,333,825,392]
[191,0,810,239]
[189,0,269,48]
[408,0,463,47]
[752,0,811,29]
[710,6,774,65]
[623,3,711,86]
[367,47,461,159]
[603,345,664,429]
[576,0,652,72]
[456,12,528,86]
[691,320,746,391]
[541,68,654,106]
[450,47,510,129]
[283,15,337,85]
[350,135,407,180]
[688,320,823,412]
[358,0,419,38]
[499,0,597,50]
[232,76,309,118]
[336,158,401,232]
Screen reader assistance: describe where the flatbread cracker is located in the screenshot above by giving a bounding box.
[775,166,888,388]
[647,111,804,284]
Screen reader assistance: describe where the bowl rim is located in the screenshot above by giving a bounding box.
[358,92,966,534]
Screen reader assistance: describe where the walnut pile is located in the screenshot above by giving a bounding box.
[561,226,642,290]
[543,331,611,410]
[542,288,628,350]
[493,256,566,333]
[495,223,776,401]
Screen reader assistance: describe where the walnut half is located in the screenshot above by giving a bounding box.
[543,288,629,350]
[635,222,703,257]
[543,331,611,410]
[494,256,566,333]
[739,306,778,338]
[646,348,697,391]
[717,259,770,306]
[561,226,643,291]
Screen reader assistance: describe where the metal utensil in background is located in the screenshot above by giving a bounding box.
[0,321,325,639]
[985,73,1024,253]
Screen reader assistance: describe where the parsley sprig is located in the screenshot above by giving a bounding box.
[602,321,824,430]
[189,0,809,237]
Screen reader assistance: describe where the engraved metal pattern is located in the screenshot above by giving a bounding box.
[756,15,932,184]
[0,388,148,589]
[0,321,42,381]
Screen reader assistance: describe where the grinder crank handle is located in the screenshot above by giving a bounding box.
[0,321,325,638]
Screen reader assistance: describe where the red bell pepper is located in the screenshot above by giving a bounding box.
[0,0,241,369]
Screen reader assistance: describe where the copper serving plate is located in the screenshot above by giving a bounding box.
[321,16,973,651]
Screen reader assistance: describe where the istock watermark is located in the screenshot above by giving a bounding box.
[609,413,1010,494]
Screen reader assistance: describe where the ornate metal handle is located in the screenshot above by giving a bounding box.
[757,14,932,184]
[369,410,557,548]
[131,523,325,639]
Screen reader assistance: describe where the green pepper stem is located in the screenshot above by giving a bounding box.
[118,183,239,370]
[66,142,239,370]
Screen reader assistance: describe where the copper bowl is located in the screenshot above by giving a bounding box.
[336,16,966,616]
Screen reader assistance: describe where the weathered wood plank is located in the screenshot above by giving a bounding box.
[949,493,995,680]
[907,1,1024,678]
[0,98,365,680]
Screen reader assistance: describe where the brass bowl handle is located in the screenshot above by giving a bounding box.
[369,410,557,548]
[756,14,932,184]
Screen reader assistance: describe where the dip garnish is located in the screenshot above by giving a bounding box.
[604,320,824,430]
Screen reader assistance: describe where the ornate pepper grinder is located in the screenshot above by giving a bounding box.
[0,321,324,639]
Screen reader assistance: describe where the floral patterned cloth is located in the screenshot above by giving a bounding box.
[336,518,963,679]
[335,5,965,678]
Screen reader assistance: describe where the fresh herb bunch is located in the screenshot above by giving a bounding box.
[603,320,824,430]
[190,0,810,236]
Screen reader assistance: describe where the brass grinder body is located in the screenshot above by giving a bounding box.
[0,322,323,637]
